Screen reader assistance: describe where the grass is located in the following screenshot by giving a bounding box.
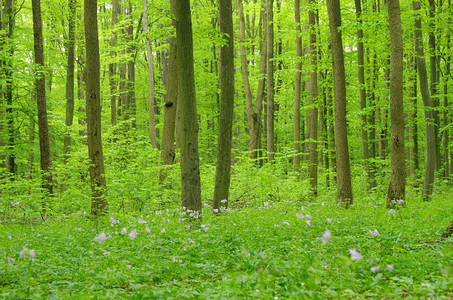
[1,188,453,299]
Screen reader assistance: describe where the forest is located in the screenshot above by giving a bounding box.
[1,0,452,298]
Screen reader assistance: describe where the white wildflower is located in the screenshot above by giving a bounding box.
[94,232,107,244]
[322,230,331,245]
[349,248,362,261]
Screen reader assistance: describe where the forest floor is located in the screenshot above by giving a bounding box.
[1,190,453,299]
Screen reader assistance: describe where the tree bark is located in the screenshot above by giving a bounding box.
[32,0,53,195]
[143,0,157,148]
[408,53,419,177]
[326,0,353,207]
[413,1,436,201]
[175,0,202,214]
[266,0,274,163]
[109,0,118,126]
[161,0,178,166]
[307,1,318,194]
[84,0,107,214]
[293,0,302,173]
[213,0,235,211]
[63,0,76,163]
[386,0,406,206]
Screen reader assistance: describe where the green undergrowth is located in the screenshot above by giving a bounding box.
[1,192,453,299]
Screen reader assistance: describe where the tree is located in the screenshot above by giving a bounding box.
[413,0,436,201]
[386,0,406,206]
[160,0,178,166]
[307,0,318,194]
[84,0,107,215]
[143,0,157,148]
[32,0,53,196]
[175,0,202,214]
[108,0,119,126]
[354,0,372,189]
[63,0,76,162]
[293,0,302,173]
[326,0,353,207]
[266,0,274,163]
[213,0,234,211]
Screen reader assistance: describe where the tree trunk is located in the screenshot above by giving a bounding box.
[161,0,178,166]
[63,0,76,163]
[175,0,202,214]
[32,0,53,196]
[266,0,274,163]
[386,0,406,206]
[213,0,235,211]
[307,2,318,195]
[109,0,118,126]
[143,0,157,148]
[326,0,353,207]
[127,2,136,127]
[413,1,436,201]
[293,0,302,173]
[354,0,372,189]
[408,53,419,177]
[84,0,107,215]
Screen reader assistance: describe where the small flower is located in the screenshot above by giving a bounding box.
[19,246,28,259]
[94,232,107,244]
[129,229,138,240]
[110,217,118,225]
[322,230,331,245]
[203,203,210,207]
[221,199,228,203]
[296,213,305,219]
[7,257,15,264]
[126,264,132,269]
[283,221,290,226]
[138,219,147,224]
[160,228,165,234]
[327,218,332,223]
[388,209,396,215]
[121,228,127,235]
[8,235,12,240]
[29,249,35,260]
[301,206,305,211]
[322,202,325,206]
[264,202,269,207]
[370,266,380,273]
[349,248,362,261]
[37,234,42,237]
[145,226,151,233]
[103,250,111,257]
[74,228,82,231]
[387,264,395,271]
[213,208,219,213]
[368,229,379,237]
[305,214,312,220]
[306,220,311,226]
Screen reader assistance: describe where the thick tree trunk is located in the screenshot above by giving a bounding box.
[326,0,353,207]
[63,0,76,163]
[84,0,107,214]
[32,0,53,196]
[266,0,274,163]
[175,0,202,214]
[293,0,302,173]
[143,0,157,148]
[161,0,178,166]
[386,0,406,206]
[213,0,235,211]
[413,1,436,201]
[307,4,318,194]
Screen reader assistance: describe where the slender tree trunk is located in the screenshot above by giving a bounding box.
[84,0,107,214]
[175,0,202,214]
[161,0,178,166]
[63,0,76,163]
[413,1,436,201]
[32,0,53,196]
[213,0,235,211]
[428,0,440,171]
[326,0,353,207]
[266,0,274,163]
[443,10,451,178]
[109,0,118,126]
[354,0,372,189]
[143,0,157,148]
[307,1,318,194]
[127,2,136,126]
[408,53,419,177]
[386,0,406,206]
[293,0,302,173]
